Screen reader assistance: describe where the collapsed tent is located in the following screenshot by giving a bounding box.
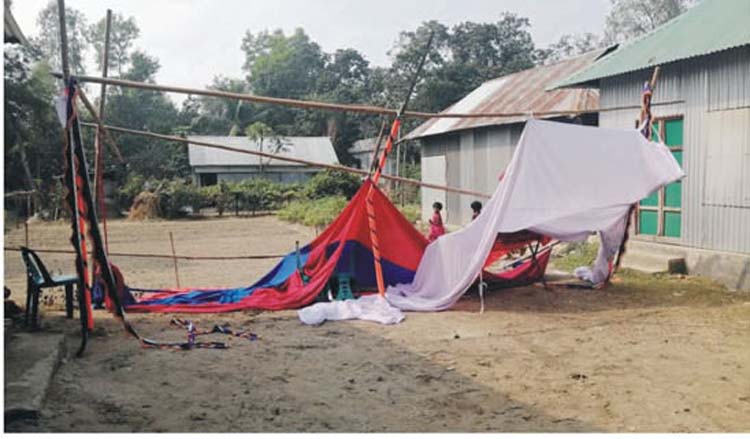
[122,180,429,313]
[385,119,685,311]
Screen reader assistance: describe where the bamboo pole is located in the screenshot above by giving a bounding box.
[78,121,492,198]
[57,0,70,81]
[53,72,684,121]
[93,9,112,200]
[4,246,285,260]
[77,89,124,162]
[169,232,180,288]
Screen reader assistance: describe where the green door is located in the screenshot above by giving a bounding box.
[637,118,683,238]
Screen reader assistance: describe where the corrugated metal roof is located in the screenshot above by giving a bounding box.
[405,50,602,140]
[188,136,338,167]
[556,0,750,88]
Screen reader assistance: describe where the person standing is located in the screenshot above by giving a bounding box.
[471,201,482,220]
[428,201,446,242]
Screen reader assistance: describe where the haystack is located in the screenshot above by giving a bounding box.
[128,191,160,220]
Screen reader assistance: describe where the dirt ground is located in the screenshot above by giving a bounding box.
[4,216,750,433]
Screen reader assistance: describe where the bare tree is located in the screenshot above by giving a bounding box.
[603,0,694,45]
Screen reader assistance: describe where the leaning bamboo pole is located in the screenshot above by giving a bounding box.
[78,121,492,198]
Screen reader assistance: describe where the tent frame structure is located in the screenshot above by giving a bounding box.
[51,0,663,355]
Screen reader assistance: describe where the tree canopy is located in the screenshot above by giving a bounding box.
[4,0,695,203]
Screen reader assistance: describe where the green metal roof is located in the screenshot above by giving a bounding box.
[555,0,750,88]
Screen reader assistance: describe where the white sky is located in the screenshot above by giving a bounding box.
[11,0,610,104]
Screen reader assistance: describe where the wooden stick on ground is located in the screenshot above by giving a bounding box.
[169,232,181,288]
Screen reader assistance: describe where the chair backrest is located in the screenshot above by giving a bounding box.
[20,247,53,285]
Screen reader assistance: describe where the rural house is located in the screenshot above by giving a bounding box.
[188,135,338,186]
[348,137,397,175]
[407,50,603,224]
[556,0,750,290]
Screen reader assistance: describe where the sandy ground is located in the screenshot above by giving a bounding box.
[4,216,750,433]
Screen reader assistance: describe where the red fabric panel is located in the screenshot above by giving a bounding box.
[125,180,428,313]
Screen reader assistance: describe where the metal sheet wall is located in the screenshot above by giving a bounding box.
[599,46,750,254]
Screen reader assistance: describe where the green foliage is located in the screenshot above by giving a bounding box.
[278,196,347,228]
[33,0,89,74]
[90,12,140,74]
[156,180,205,219]
[200,181,232,216]
[304,170,361,199]
[4,47,61,193]
[551,241,600,272]
[397,204,421,224]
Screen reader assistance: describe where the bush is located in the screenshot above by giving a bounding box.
[157,180,205,218]
[397,204,420,224]
[304,170,361,199]
[278,196,347,229]
[200,181,231,216]
[233,179,287,214]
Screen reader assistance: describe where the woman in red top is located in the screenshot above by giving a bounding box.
[428,201,446,242]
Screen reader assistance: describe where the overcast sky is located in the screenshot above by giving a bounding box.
[12,0,611,102]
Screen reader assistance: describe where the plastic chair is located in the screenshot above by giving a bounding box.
[20,247,78,329]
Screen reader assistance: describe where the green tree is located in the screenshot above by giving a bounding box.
[33,0,90,74]
[89,12,140,75]
[245,121,282,176]
[104,50,185,180]
[240,28,327,134]
[4,46,62,194]
[603,0,693,44]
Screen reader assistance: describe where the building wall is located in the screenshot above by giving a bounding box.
[351,151,397,175]
[192,166,320,186]
[598,45,750,254]
[421,124,523,225]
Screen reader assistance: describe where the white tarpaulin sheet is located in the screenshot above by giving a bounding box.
[385,119,684,311]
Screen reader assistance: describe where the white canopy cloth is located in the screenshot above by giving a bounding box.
[385,119,684,311]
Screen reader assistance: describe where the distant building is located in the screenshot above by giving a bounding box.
[556,0,749,290]
[187,136,338,186]
[407,50,603,224]
[348,137,397,175]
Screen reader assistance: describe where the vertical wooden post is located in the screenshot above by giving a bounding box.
[395,137,401,202]
[57,0,71,81]
[93,9,112,206]
[24,221,29,248]
[169,232,181,288]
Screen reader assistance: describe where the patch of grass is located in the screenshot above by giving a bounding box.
[550,241,599,272]
[278,196,348,228]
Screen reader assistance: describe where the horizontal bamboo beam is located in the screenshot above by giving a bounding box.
[4,246,284,260]
[76,88,125,162]
[55,73,684,120]
[79,121,492,198]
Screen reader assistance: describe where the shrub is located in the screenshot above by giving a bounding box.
[200,181,232,216]
[157,180,205,218]
[278,196,347,229]
[397,204,421,224]
[304,170,361,199]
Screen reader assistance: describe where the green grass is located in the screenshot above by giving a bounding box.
[550,241,600,272]
[277,196,348,228]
